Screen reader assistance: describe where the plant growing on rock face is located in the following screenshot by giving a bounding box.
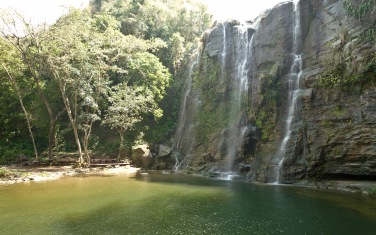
[195,103,228,146]
[342,0,375,20]
[193,53,228,145]
[315,1,376,90]
[342,0,376,42]
[316,59,375,88]
[253,73,278,141]
[193,54,223,101]
[316,62,346,88]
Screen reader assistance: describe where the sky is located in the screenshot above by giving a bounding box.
[0,0,90,25]
[199,0,288,21]
[0,0,288,25]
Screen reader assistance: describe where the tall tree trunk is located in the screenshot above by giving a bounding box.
[118,130,125,164]
[26,62,58,161]
[2,64,38,160]
[2,15,64,162]
[83,123,93,167]
[16,47,59,161]
[48,111,64,162]
[47,56,84,167]
[48,121,55,161]
[65,97,84,166]
[58,81,84,167]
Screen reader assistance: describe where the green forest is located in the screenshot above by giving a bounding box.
[0,0,212,166]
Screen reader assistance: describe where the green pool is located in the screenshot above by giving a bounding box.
[0,172,375,234]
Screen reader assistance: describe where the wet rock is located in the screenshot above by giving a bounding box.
[158,145,172,158]
[177,0,376,184]
[208,171,220,178]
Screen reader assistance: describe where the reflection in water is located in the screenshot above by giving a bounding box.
[0,173,376,234]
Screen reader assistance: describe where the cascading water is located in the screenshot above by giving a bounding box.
[274,0,303,184]
[220,22,227,82]
[172,52,200,171]
[217,23,255,178]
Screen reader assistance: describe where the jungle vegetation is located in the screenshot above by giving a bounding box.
[0,0,212,166]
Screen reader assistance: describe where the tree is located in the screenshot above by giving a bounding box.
[2,65,38,160]
[103,83,153,160]
[91,0,211,71]
[169,32,186,76]
[0,10,66,161]
[43,9,169,166]
[0,38,39,160]
[0,0,207,163]
[43,10,117,166]
[90,0,212,145]
[126,51,172,118]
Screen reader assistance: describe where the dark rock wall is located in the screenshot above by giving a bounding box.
[175,0,376,183]
[279,0,376,183]
[289,89,376,181]
[189,20,250,169]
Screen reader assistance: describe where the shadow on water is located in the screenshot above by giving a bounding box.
[290,186,376,222]
[54,173,376,235]
[136,172,376,219]
[1,173,376,234]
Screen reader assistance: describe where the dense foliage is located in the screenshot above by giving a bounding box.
[90,0,212,144]
[0,0,212,165]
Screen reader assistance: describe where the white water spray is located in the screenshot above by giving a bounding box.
[274,1,303,183]
[214,23,256,180]
[224,25,252,170]
[221,22,227,82]
[172,53,200,171]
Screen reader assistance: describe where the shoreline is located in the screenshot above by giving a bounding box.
[1,166,375,199]
[0,165,140,185]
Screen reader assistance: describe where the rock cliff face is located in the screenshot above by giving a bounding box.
[188,20,256,171]
[172,0,376,183]
[275,0,376,183]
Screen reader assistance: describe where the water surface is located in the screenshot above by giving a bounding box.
[0,172,375,234]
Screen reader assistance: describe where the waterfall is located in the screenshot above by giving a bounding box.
[218,23,255,177]
[172,52,200,171]
[274,0,303,183]
[221,22,227,82]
